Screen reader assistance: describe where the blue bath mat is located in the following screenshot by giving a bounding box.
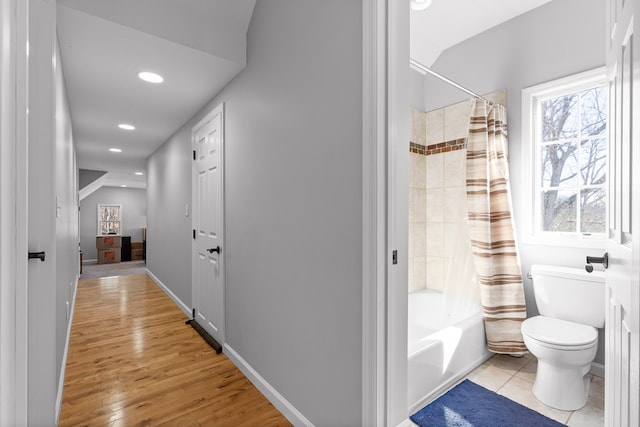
[410,379,564,427]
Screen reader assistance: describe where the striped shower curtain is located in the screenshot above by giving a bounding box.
[466,99,527,354]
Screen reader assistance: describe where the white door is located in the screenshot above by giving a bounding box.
[1,0,57,424]
[604,0,639,425]
[27,0,58,424]
[0,0,29,424]
[192,103,225,347]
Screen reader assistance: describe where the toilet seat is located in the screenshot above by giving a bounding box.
[522,316,597,350]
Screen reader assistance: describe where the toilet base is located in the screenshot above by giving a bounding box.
[532,359,591,411]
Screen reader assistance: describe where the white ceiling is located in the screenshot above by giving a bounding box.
[410,0,553,67]
[57,0,256,189]
[59,1,551,190]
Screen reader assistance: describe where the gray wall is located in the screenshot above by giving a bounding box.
[80,187,147,260]
[410,67,426,111]
[421,0,607,363]
[146,1,362,425]
[147,125,192,303]
[54,40,80,406]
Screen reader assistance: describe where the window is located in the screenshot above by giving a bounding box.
[98,204,122,235]
[522,68,608,245]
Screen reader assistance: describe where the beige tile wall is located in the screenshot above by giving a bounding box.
[409,90,507,293]
[409,106,427,293]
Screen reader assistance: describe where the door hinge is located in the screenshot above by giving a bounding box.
[193,150,196,160]
[193,229,196,239]
[392,250,398,265]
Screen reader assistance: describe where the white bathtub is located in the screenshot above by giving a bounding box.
[408,289,492,413]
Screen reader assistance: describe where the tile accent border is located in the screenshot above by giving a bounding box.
[410,138,467,156]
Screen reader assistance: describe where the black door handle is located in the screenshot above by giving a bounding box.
[28,251,46,262]
[585,252,608,272]
[207,246,221,254]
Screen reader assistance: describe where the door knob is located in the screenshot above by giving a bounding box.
[207,246,221,254]
[28,251,46,262]
[585,252,608,272]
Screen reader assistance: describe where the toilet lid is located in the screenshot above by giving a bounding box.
[521,316,597,347]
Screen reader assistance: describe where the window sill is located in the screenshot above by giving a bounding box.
[520,234,607,249]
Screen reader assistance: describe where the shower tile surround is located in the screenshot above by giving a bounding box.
[408,90,507,293]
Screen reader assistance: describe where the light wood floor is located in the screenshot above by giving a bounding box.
[59,274,292,426]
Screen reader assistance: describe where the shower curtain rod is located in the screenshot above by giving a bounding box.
[410,59,492,105]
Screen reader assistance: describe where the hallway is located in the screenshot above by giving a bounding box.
[59,274,291,426]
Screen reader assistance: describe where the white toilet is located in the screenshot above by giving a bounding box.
[521,264,605,411]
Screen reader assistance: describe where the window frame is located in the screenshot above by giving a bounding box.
[521,67,608,248]
[97,203,122,236]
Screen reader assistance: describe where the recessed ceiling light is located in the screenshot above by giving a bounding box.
[109,148,122,153]
[134,172,144,176]
[118,123,135,130]
[121,185,128,188]
[138,71,164,84]
[411,0,432,11]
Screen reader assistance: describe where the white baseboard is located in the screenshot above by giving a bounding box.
[55,278,79,424]
[590,362,605,378]
[146,269,191,317]
[398,419,418,427]
[82,259,97,264]
[144,272,310,426]
[224,344,313,427]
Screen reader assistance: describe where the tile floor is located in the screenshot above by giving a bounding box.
[463,354,604,426]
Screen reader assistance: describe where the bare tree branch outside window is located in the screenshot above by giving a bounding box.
[538,85,607,234]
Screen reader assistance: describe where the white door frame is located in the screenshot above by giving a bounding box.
[0,0,30,424]
[362,0,409,425]
[361,1,387,423]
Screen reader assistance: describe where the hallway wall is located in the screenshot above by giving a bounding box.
[79,186,147,261]
[54,40,80,391]
[146,1,363,425]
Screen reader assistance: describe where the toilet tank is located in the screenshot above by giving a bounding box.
[530,264,605,328]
